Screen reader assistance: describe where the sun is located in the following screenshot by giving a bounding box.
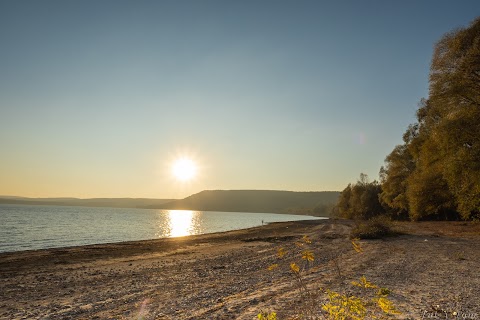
[172,157,197,181]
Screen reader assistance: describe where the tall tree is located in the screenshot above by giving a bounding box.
[380,18,480,220]
[334,183,353,219]
[428,17,480,219]
[379,119,421,219]
[341,18,480,220]
[405,99,457,220]
[379,143,413,219]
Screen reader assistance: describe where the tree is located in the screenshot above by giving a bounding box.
[379,144,413,219]
[334,183,353,219]
[379,18,480,220]
[334,174,384,220]
[428,17,480,218]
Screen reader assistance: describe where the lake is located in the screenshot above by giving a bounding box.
[0,204,325,253]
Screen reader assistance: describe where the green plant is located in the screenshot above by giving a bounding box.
[257,311,277,320]
[377,287,391,296]
[260,235,401,319]
[264,235,319,319]
[322,278,400,320]
[322,242,400,320]
[322,289,366,320]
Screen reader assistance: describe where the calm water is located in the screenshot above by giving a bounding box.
[0,204,325,253]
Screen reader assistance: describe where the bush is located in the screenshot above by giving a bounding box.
[350,217,397,239]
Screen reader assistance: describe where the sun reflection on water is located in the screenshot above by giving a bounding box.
[166,210,196,237]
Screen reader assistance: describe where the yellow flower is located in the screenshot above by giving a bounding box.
[267,264,279,271]
[258,311,277,320]
[294,241,304,247]
[323,290,366,320]
[277,247,287,258]
[377,297,401,315]
[351,238,363,253]
[351,276,378,289]
[301,250,315,262]
[302,235,312,244]
[290,262,300,273]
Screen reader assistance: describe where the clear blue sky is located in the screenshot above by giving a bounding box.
[1,1,479,198]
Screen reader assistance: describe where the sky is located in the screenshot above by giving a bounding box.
[1,1,479,199]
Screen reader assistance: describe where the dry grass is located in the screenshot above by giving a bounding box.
[350,216,398,239]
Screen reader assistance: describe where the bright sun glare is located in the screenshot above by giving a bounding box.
[172,158,197,181]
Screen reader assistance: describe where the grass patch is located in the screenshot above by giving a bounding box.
[350,216,398,239]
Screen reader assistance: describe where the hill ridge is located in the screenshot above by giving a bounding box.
[0,190,340,216]
[158,190,339,216]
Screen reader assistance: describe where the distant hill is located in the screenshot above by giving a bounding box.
[0,197,174,209]
[0,190,340,216]
[157,190,339,216]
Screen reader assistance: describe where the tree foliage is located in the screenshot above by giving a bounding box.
[334,174,384,220]
[428,18,480,218]
[379,143,414,219]
[379,17,480,220]
[339,17,480,221]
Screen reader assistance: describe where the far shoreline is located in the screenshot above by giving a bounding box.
[0,201,331,218]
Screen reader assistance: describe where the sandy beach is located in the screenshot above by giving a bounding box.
[1,219,479,319]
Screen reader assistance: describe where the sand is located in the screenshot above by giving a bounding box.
[1,219,479,319]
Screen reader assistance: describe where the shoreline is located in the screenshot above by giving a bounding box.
[1,219,480,319]
[0,218,326,257]
[0,203,328,254]
[0,219,326,270]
